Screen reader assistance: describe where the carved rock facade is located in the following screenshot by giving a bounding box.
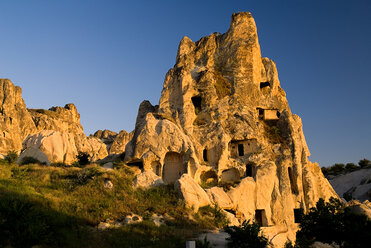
[125,12,338,246]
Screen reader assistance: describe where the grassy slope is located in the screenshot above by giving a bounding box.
[0,161,226,248]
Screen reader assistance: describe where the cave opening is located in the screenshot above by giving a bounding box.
[260,82,270,89]
[191,96,202,114]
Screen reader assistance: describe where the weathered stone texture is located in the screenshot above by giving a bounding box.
[0,79,107,162]
[126,12,338,246]
[0,79,36,154]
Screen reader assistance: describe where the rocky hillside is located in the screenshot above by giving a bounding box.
[0,12,343,247]
[329,167,371,202]
[0,80,108,164]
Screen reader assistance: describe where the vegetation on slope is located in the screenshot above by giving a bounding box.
[0,157,226,248]
[321,158,371,177]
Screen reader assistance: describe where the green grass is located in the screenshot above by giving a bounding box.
[0,162,226,247]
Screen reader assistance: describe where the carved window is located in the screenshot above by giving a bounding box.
[191,96,202,114]
[203,149,208,162]
[260,82,270,89]
[255,209,267,227]
[245,163,253,177]
[288,167,299,195]
[238,144,244,156]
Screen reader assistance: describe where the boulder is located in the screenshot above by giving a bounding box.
[206,187,234,210]
[174,174,211,212]
[102,162,114,170]
[18,130,78,165]
[133,170,164,188]
[123,214,143,224]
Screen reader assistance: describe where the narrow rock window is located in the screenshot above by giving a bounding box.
[238,144,244,156]
[9,117,12,124]
[257,108,264,119]
[191,96,202,114]
[255,209,267,227]
[260,82,270,89]
[288,167,299,195]
[276,111,281,118]
[294,208,303,223]
[151,161,161,176]
[2,132,5,137]
[245,163,253,177]
[126,160,144,170]
[203,149,208,162]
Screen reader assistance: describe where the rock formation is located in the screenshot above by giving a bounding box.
[125,12,338,246]
[329,167,371,202]
[0,79,36,154]
[94,129,133,155]
[0,79,107,163]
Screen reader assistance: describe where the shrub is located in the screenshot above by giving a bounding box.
[5,151,18,164]
[296,197,371,248]
[76,152,90,167]
[345,163,358,171]
[358,158,371,168]
[225,220,269,248]
[20,156,42,165]
[195,204,229,229]
[196,236,212,248]
[66,167,103,186]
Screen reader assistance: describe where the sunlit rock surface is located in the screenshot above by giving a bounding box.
[125,12,338,246]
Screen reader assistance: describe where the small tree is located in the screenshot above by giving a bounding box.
[76,152,90,166]
[296,197,371,248]
[5,151,18,164]
[358,158,370,168]
[225,220,269,248]
[345,163,358,171]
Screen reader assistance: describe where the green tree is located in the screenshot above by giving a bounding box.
[345,163,358,171]
[225,220,269,248]
[5,151,18,164]
[358,158,370,168]
[76,152,90,167]
[296,197,371,248]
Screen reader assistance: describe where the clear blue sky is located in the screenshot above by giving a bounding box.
[0,0,370,167]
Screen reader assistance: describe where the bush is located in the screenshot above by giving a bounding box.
[5,151,18,164]
[345,163,358,171]
[296,197,371,248]
[225,220,269,248]
[66,167,103,186]
[196,236,212,248]
[20,156,42,165]
[76,152,90,167]
[358,158,371,168]
[195,204,229,229]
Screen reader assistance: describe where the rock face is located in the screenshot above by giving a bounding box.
[28,104,108,161]
[18,130,78,165]
[0,79,107,162]
[329,168,371,202]
[125,12,337,246]
[94,129,133,155]
[0,79,36,154]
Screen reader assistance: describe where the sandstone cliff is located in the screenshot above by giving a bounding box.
[93,129,133,155]
[125,12,338,246]
[0,79,36,154]
[0,79,107,164]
